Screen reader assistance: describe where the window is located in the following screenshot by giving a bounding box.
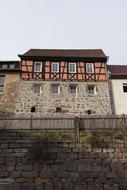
[87,110,92,115]
[69,85,77,94]
[51,84,59,94]
[31,106,36,113]
[34,62,42,72]
[32,84,41,94]
[123,83,127,93]
[86,63,94,73]
[87,85,96,94]
[69,63,76,73]
[56,107,62,112]
[10,64,15,69]
[2,64,8,69]
[0,76,5,92]
[51,62,59,73]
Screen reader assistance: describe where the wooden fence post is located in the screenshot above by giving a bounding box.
[30,114,33,129]
[74,117,80,143]
[123,114,126,127]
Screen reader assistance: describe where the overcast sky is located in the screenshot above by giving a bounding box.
[0,0,126,64]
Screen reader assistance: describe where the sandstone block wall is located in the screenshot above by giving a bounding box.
[0,130,126,190]
[15,81,112,117]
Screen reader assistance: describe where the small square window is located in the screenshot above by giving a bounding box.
[51,85,59,94]
[51,62,59,73]
[123,83,127,93]
[69,85,77,94]
[2,64,8,69]
[10,64,15,69]
[0,75,5,92]
[34,62,42,72]
[87,85,96,94]
[86,63,94,73]
[69,63,76,73]
[56,107,62,112]
[32,84,41,94]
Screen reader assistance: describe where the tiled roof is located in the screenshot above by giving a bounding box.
[0,61,20,64]
[108,65,127,79]
[19,49,107,58]
[108,65,127,75]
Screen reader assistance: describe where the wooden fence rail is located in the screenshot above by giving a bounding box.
[0,115,127,130]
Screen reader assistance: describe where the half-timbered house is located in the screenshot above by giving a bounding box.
[19,49,107,82]
[14,49,111,117]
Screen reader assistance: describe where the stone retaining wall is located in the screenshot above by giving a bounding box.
[0,130,126,190]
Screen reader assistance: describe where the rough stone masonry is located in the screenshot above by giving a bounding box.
[15,80,112,117]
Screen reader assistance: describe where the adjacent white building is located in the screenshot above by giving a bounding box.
[108,65,127,115]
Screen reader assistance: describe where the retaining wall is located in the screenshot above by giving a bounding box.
[0,130,126,190]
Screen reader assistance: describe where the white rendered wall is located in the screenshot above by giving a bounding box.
[111,79,127,115]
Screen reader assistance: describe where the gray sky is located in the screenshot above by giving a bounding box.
[0,0,127,64]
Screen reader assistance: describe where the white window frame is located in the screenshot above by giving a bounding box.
[69,63,76,73]
[10,64,15,69]
[51,62,59,73]
[34,62,42,72]
[69,85,77,94]
[32,84,41,94]
[2,64,8,69]
[87,85,96,95]
[51,84,60,94]
[86,63,94,73]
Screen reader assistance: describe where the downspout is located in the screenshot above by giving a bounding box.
[106,57,115,115]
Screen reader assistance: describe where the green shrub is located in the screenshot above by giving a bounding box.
[112,130,125,140]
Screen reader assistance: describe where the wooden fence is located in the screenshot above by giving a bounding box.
[0,115,127,130]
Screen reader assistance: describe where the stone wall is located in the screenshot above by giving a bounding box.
[0,130,126,190]
[0,73,20,116]
[15,81,112,117]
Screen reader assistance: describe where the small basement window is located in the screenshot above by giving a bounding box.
[56,107,62,113]
[87,85,96,95]
[123,83,127,93]
[31,106,36,113]
[87,110,92,115]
